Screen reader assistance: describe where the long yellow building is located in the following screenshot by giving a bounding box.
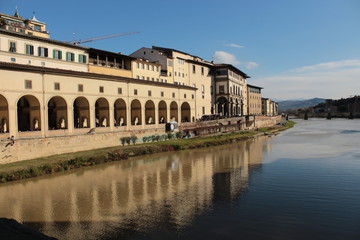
[0,10,274,143]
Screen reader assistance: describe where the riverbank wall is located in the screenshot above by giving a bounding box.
[0,116,281,164]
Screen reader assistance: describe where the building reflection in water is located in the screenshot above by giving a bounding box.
[0,136,269,240]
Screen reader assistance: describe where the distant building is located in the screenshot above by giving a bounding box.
[213,64,249,117]
[247,84,262,115]
[0,10,49,38]
[262,98,278,116]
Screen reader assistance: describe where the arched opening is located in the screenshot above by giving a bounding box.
[158,100,167,124]
[217,97,228,117]
[95,98,109,127]
[229,98,234,116]
[114,98,127,126]
[181,102,191,122]
[48,96,67,130]
[17,95,41,132]
[145,100,155,125]
[131,99,142,125]
[0,95,9,133]
[170,101,178,122]
[73,97,90,128]
[235,99,239,116]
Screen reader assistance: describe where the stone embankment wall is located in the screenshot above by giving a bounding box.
[0,116,281,164]
[0,128,165,164]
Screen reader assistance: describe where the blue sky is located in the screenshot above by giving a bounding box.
[2,0,360,100]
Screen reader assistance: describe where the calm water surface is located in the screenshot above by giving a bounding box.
[0,118,360,240]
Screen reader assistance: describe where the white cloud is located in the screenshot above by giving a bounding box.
[246,61,259,69]
[225,43,244,49]
[291,59,360,73]
[252,59,360,100]
[213,51,241,65]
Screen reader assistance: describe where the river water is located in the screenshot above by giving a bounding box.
[0,119,360,240]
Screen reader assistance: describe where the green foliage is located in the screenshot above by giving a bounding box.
[125,137,131,145]
[131,135,138,144]
[120,137,126,146]
[175,131,181,139]
[142,136,149,143]
[167,132,173,140]
[160,134,167,141]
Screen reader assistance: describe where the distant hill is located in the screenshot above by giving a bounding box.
[278,98,326,111]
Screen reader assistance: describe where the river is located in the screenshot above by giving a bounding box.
[0,118,360,240]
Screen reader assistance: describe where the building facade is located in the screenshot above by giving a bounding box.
[0,10,277,141]
[213,64,249,117]
[247,84,262,115]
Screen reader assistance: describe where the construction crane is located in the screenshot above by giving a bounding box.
[67,31,140,45]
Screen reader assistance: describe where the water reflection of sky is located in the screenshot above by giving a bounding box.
[263,119,360,162]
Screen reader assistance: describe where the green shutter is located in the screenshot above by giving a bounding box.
[53,50,56,59]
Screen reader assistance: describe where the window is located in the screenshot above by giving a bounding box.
[141,63,144,69]
[118,88,122,94]
[201,67,204,75]
[184,94,187,99]
[54,82,60,90]
[134,89,138,95]
[151,78,154,81]
[182,73,184,78]
[219,86,225,94]
[156,66,159,71]
[202,107,205,115]
[148,90,152,96]
[142,76,145,80]
[66,52,75,61]
[161,91,164,97]
[193,65,196,73]
[147,77,150,80]
[53,50,62,60]
[151,65,154,71]
[192,94,194,99]
[11,58,16,62]
[78,84,83,92]
[172,92,175,98]
[175,72,177,76]
[201,85,205,94]
[26,44,34,55]
[25,80,32,89]
[168,60,173,67]
[136,75,140,79]
[146,64,149,70]
[34,24,41,31]
[79,54,87,63]
[9,41,16,52]
[99,86,104,93]
[178,59,185,64]
[136,62,139,68]
[38,47,48,57]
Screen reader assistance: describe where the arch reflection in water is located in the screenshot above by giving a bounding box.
[0,137,268,240]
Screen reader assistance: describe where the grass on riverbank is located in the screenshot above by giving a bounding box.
[0,121,295,183]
